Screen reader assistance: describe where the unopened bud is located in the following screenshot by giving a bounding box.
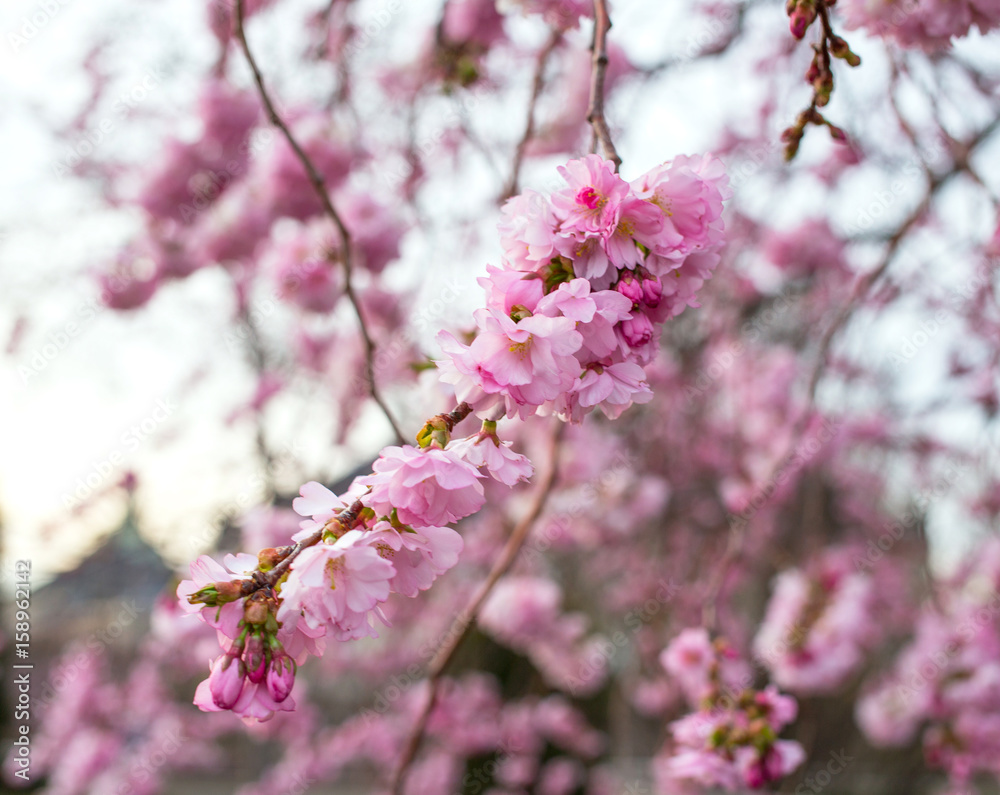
[620,314,654,348]
[788,5,816,39]
[258,547,284,572]
[615,271,643,306]
[641,274,663,308]
[828,124,847,142]
[266,653,296,703]
[244,594,270,626]
[829,35,861,66]
[209,653,246,709]
[188,579,244,607]
[245,634,267,683]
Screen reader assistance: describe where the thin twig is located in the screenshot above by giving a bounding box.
[586,0,621,170]
[702,117,1000,629]
[234,0,405,445]
[390,420,565,795]
[501,29,562,201]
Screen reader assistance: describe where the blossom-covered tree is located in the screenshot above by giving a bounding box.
[4,0,1000,793]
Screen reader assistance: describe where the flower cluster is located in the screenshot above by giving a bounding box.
[177,553,323,723]
[856,538,1000,791]
[180,415,536,722]
[178,154,730,723]
[839,0,1000,50]
[439,153,730,422]
[754,549,878,694]
[655,629,805,791]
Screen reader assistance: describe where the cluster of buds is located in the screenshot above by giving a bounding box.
[782,108,847,160]
[782,0,860,159]
[187,578,302,721]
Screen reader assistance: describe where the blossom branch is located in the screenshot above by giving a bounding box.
[390,420,564,795]
[502,28,563,201]
[782,0,861,159]
[234,0,406,445]
[586,0,621,171]
[263,402,474,584]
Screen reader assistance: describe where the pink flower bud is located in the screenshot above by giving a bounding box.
[615,272,643,306]
[620,314,654,348]
[266,654,296,703]
[641,275,663,309]
[788,6,815,39]
[244,635,267,684]
[828,124,847,142]
[209,653,246,709]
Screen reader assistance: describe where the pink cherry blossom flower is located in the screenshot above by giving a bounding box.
[661,627,716,704]
[469,309,582,388]
[481,264,545,316]
[573,361,652,419]
[498,191,561,271]
[277,530,395,637]
[358,444,486,527]
[366,521,464,597]
[535,277,597,322]
[576,290,633,360]
[552,154,629,239]
[447,435,534,486]
[604,196,664,269]
[632,153,730,264]
[194,675,296,725]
